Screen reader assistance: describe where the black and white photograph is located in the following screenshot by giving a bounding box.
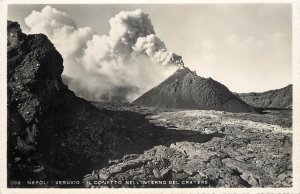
[2,1,299,192]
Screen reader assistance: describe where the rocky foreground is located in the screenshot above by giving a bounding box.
[85,103,292,188]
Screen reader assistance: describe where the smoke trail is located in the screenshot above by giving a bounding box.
[134,34,184,68]
[25,6,184,101]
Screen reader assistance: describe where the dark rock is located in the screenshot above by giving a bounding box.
[14,157,21,163]
[33,166,44,173]
[7,21,113,186]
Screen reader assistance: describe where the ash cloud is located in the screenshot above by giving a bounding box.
[25,6,183,102]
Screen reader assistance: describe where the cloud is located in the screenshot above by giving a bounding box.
[24,6,182,102]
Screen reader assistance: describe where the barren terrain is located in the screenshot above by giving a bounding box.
[84,103,292,188]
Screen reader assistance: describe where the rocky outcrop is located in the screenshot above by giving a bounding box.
[133,68,256,113]
[235,85,292,109]
[7,21,113,186]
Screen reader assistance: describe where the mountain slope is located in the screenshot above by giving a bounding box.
[7,21,113,186]
[236,85,292,109]
[133,68,256,113]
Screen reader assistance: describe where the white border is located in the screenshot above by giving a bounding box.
[2,0,295,4]
[292,1,300,192]
[1,0,299,194]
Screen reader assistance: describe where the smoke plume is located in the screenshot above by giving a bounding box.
[25,6,184,102]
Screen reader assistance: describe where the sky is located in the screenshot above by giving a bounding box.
[8,4,292,94]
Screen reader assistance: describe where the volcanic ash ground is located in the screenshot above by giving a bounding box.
[85,103,292,188]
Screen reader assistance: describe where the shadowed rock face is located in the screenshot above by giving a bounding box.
[235,85,292,109]
[133,68,256,113]
[7,21,113,185]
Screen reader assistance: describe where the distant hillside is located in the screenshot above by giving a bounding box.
[133,67,256,113]
[235,85,292,109]
[62,75,139,102]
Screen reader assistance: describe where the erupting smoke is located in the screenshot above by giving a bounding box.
[134,34,184,68]
[25,6,184,101]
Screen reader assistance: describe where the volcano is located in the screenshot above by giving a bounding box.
[133,67,256,113]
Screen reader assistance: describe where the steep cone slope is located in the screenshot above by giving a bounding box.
[7,21,113,185]
[133,68,256,113]
[235,85,292,109]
